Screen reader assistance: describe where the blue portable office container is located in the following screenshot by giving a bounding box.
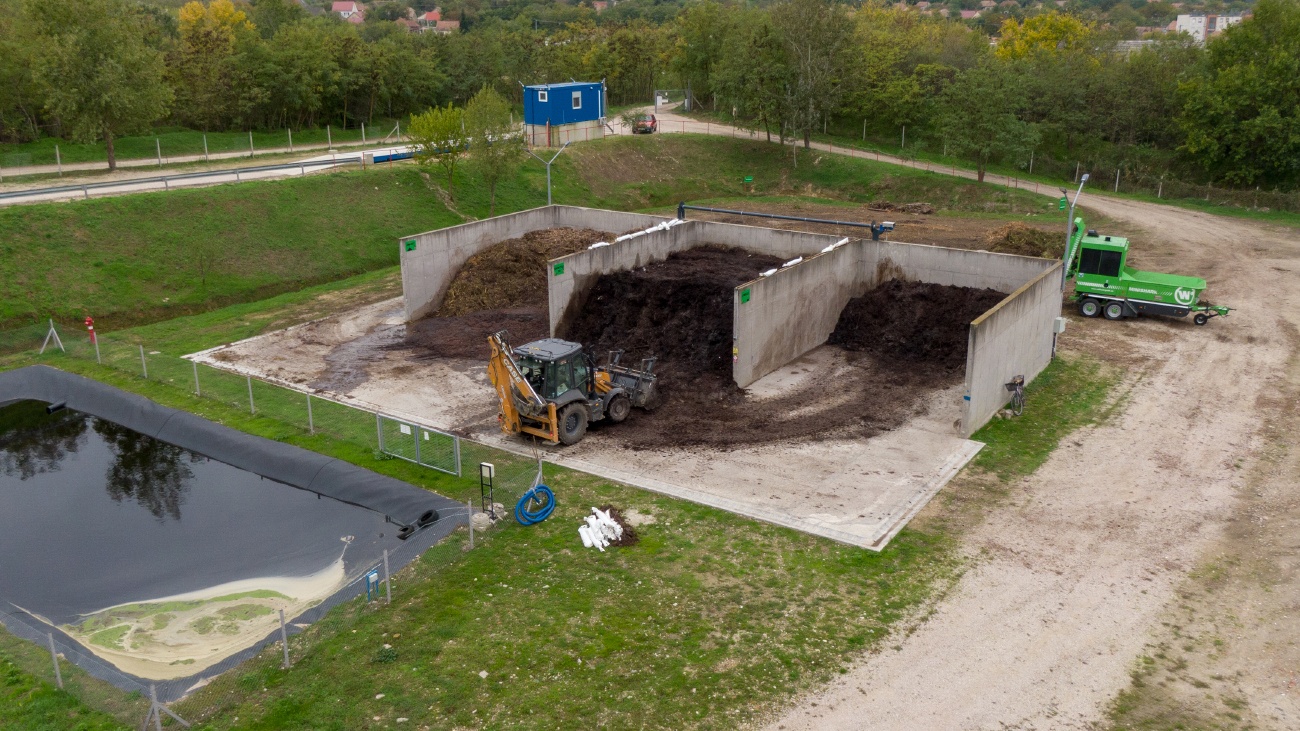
[522,82,607,146]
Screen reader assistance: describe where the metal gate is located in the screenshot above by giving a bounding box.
[377,414,461,476]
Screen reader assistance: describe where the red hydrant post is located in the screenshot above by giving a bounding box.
[85,316,96,344]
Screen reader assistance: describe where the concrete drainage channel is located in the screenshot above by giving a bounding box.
[0,366,462,702]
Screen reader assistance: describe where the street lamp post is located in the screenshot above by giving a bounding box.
[526,142,571,206]
[1060,174,1089,290]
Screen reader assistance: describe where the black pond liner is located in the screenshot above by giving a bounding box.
[0,366,465,701]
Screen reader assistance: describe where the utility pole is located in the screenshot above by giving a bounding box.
[526,142,571,206]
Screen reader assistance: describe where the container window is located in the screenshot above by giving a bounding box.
[538,90,548,103]
[572,91,582,110]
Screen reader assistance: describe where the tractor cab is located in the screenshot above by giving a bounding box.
[513,338,593,405]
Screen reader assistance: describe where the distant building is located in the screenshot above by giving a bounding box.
[960,9,982,19]
[1115,39,1156,54]
[979,0,996,9]
[523,82,607,147]
[433,19,460,34]
[395,18,421,33]
[916,1,931,9]
[593,1,609,11]
[418,9,441,26]
[331,1,362,19]
[1175,13,1245,43]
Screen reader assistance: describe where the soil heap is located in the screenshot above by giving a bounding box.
[982,222,1064,258]
[828,279,1007,372]
[406,228,609,358]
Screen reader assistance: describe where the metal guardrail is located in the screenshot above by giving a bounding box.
[677,203,883,229]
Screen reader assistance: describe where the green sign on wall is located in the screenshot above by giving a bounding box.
[740,288,751,303]
[404,239,417,252]
[1058,197,1067,211]
[553,262,565,276]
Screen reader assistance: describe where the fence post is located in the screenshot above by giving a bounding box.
[55,145,62,176]
[192,360,200,396]
[414,425,421,465]
[47,633,62,689]
[1158,179,1163,198]
[249,131,254,157]
[1115,168,1120,193]
[156,138,162,167]
[361,122,366,144]
[306,393,314,433]
[327,124,332,149]
[383,548,391,605]
[453,435,461,477]
[247,375,255,414]
[376,413,384,451]
[203,134,209,161]
[468,500,474,549]
[140,345,148,379]
[1074,161,1081,183]
[279,609,290,669]
[93,335,101,364]
[288,128,293,152]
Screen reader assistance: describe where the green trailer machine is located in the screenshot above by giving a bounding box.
[1063,218,1232,326]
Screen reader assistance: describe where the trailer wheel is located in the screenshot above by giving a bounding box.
[1103,302,1126,320]
[1194,313,1209,326]
[558,403,588,445]
[1079,299,1100,318]
[606,394,631,423]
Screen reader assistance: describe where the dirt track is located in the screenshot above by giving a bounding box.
[758,194,1300,729]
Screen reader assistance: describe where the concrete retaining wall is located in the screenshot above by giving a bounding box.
[732,243,863,387]
[864,242,1057,294]
[398,205,667,321]
[961,262,1064,437]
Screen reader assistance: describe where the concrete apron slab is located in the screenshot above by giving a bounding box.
[189,306,982,552]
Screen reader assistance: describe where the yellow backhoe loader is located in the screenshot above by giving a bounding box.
[487,331,657,445]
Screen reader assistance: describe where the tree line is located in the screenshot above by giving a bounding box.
[0,0,1295,187]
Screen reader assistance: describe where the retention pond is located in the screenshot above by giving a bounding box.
[0,366,458,696]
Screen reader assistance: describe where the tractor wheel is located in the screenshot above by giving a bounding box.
[557,403,589,445]
[607,394,631,423]
[1194,313,1209,326]
[1103,302,1126,321]
[1079,298,1101,318]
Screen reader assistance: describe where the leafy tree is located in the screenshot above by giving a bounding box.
[1179,0,1300,187]
[25,0,173,169]
[0,2,43,143]
[995,12,1093,60]
[410,103,466,200]
[715,11,791,142]
[938,63,1039,181]
[672,1,732,107]
[172,0,257,131]
[249,0,304,39]
[771,0,852,150]
[464,86,525,216]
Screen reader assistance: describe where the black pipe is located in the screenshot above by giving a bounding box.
[677,204,879,230]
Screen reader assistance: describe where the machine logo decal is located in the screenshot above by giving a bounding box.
[1174,287,1195,305]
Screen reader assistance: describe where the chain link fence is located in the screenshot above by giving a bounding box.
[0,320,547,719]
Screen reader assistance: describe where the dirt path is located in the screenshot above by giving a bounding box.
[759,195,1300,728]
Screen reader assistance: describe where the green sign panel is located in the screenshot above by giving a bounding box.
[1058,197,1067,211]
[404,239,417,252]
[740,288,751,303]
[743,176,753,183]
[553,262,565,276]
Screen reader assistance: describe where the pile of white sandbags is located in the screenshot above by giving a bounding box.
[577,507,624,552]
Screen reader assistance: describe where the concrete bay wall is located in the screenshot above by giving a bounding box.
[398,205,666,321]
[731,243,863,387]
[961,262,1064,437]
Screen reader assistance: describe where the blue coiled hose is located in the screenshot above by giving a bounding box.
[515,484,556,526]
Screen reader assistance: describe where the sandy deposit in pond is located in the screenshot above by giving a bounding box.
[62,553,346,680]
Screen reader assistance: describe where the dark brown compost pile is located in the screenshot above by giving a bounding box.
[828,279,1007,372]
[405,228,609,359]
